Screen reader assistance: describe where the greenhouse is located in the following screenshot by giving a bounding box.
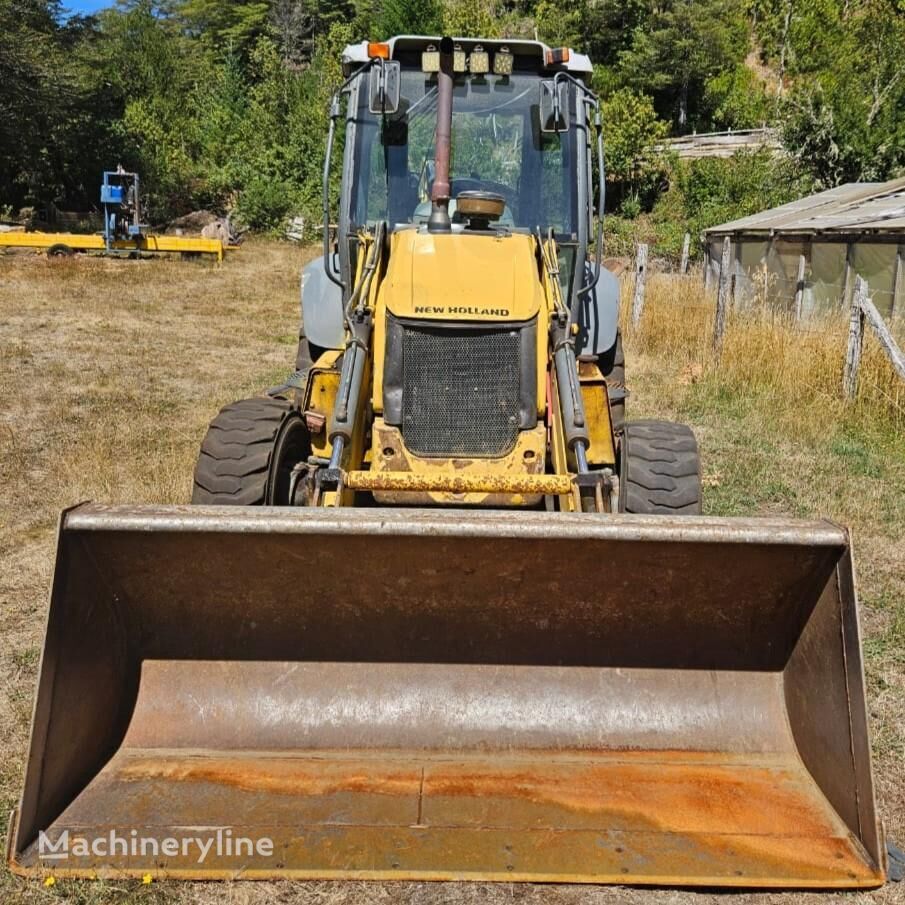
[703,176,905,319]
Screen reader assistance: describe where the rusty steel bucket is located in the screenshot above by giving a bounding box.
[9,504,885,887]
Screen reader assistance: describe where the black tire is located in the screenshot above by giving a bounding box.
[619,420,701,514]
[192,397,310,505]
[597,330,625,434]
[47,243,74,257]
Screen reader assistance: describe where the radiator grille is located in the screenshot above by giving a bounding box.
[401,325,521,457]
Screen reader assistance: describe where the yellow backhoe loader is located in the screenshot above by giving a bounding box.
[9,36,886,888]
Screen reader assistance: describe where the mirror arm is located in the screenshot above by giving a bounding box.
[322,95,344,291]
[322,58,384,293]
[548,73,604,306]
[376,58,386,112]
[577,105,605,303]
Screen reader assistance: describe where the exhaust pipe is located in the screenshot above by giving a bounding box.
[427,37,454,234]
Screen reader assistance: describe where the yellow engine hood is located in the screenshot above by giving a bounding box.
[381,229,543,322]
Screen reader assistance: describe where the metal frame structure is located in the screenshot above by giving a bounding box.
[0,169,232,262]
[0,230,228,262]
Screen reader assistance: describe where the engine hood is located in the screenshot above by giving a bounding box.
[381,229,544,323]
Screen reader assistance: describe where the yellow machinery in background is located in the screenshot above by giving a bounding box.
[0,170,232,261]
[0,229,229,261]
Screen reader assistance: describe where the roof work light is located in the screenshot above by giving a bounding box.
[469,45,490,74]
[493,46,514,75]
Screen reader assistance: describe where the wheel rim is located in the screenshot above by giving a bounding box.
[266,414,310,505]
[616,433,627,513]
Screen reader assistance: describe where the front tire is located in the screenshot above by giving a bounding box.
[192,397,310,505]
[619,420,701,514]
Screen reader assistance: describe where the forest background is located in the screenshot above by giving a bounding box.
[2,0,903,258]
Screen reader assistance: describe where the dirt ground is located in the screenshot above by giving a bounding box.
[0,241,902,905]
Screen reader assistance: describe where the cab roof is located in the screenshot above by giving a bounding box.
[342,35,593,78]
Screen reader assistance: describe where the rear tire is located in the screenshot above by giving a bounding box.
[619,420,701,514]
[192,397,310,505]
[295,328,327,372]
[597,330,625,435]
[47,243,74,257]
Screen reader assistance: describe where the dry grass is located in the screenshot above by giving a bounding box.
[627,274,905,439]
[0,249,903,905]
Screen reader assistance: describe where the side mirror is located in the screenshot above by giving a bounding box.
[539,80,569,132]
[369,61,401,115]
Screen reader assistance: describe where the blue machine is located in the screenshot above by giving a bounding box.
[101,168,146,252]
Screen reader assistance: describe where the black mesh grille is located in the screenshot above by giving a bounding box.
[401,324,521,457]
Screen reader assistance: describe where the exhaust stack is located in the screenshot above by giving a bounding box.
[427,37,455,233]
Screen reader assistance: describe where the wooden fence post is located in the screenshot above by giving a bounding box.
[631,243,648,328]
[680,232,691,274]
[843,276,866,400]
[793,250,807,320]
[861,289,905,382]
[840,241,854,310]
[712,236,731,356]
[892,243,903,320]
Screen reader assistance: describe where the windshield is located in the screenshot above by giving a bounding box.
[350,70,578,234]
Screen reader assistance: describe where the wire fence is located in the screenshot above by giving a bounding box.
[622,241,905,426]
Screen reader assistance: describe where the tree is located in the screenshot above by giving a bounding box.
[176,0,271,56]
[442,0,502,37]
[652,149,812,255]
[0,0,125,210]
[376,0,442,38]
[704,64,771,129]
[616,0,749,131]
[268,0,363,65]
[778,0,905,184]
[3,0,901,232]
[534,0,584,48]
[577,0,646,62]
[601,89,669,191]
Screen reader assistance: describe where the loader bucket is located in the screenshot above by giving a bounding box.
[10,504,884,887]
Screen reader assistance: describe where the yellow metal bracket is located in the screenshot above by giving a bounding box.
[343,471,575,496]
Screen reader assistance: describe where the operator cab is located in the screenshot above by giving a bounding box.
[344,37,592,240]
[305,36,618,364]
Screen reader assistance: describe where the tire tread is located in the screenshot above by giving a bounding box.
[620,419,702,514]
[191,397,292,505]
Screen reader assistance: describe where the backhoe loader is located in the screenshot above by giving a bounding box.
[10,36,885,888]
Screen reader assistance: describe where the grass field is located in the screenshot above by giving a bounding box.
[0,242,903,905]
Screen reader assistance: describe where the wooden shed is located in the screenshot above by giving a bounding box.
[703,177,905,318]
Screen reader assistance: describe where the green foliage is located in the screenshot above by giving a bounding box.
[0,0,125,209]
[268,0,363,64]
[177,0,271,56]
[534,0,583,48]
[376,0,442,38]
[98,1,204,217]
[442,0,502,37]
[704,64,770,129]
[651,150,813,258]
[616,0,749,131]
[2,0,903,233]
[601,89,669,188]
[751,0,905,185]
